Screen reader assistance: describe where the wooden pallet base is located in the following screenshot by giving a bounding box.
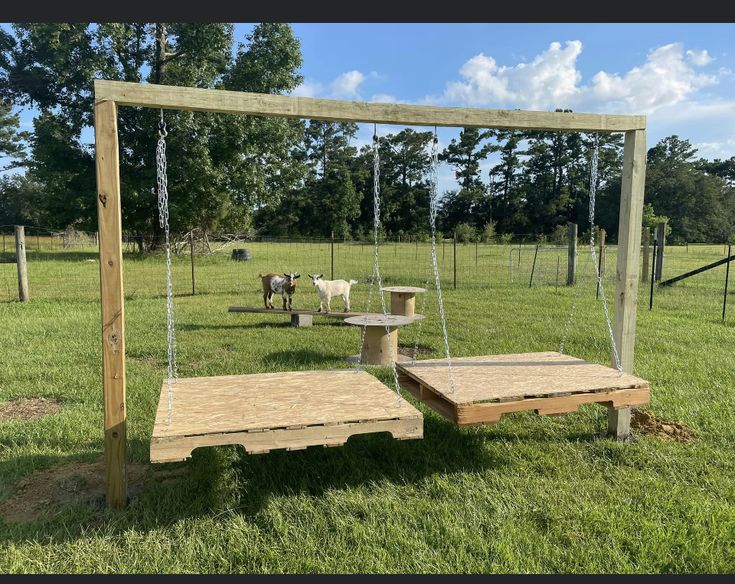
[150,369,422,463]
[396,352,650,426]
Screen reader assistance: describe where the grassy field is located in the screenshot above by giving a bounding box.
[0,239,734,573]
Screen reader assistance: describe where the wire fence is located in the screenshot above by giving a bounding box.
[1,225,733,322]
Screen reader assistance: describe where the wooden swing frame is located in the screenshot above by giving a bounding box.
[94,79,647,508]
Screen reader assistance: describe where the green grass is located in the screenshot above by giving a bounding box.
[0,241,734,573]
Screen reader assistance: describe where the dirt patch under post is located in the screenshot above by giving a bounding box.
[0,398,62,422]
[631,409,694,442]
[0,460,151,523]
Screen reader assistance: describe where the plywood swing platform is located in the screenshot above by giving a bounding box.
[396,352,649,426]
[150,369,423,463]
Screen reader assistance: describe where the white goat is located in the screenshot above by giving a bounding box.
[308,274,358,313]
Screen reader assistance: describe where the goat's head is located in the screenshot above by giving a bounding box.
[308,274,324,286]
[283,272,300,288]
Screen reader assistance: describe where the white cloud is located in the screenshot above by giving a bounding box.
[291,81,323,98]
[330,70,366,99]
[686,49,713,66]
[431,41,722,116]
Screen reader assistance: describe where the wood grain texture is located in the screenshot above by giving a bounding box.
[396,352,649,406]
[228,306,423,320]
[150,370,423,462]
[94,80,645,132]
[397,353,649,426]
[94,100,127,509]
[344,315,415,327]
[14,226,28,302]
[615,130,647,373]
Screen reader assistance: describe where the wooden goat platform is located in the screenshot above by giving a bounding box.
[396,352,649,426]
[150,370,423,463]
[228,306,423,319]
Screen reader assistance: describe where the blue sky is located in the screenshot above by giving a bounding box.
[3,23,735,192]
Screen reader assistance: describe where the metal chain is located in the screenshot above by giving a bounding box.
[156,110,178,424]
[427,132,457,394]
[587,135,623,373]
[357,128,401,398]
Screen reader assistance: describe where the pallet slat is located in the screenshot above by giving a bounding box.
[396,352,649,426]
[150,370,423,462]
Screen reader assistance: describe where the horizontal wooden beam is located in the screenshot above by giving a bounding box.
[94,80,645,133]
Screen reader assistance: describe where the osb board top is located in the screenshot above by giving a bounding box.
[344,314,415,327]
[381,286,427,294]
[397,351,649,406]
[228,307,375,318]
[152,369,421,440]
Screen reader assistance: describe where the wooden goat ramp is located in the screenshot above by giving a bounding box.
[396,352,649,426]
[150,370,423,463]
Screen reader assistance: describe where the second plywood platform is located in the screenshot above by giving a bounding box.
[151,369,423,463]
[396,351,649,426]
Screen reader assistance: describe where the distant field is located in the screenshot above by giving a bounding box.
[0,238,734,573]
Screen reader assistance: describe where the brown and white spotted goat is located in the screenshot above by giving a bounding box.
[258,272,300,311]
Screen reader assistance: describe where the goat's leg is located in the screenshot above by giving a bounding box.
[343,293,350,312]
[263,292,269,309]
[268,292,274,309]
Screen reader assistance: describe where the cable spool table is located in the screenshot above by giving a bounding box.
[345,314,416,366]
[380,286,426,317]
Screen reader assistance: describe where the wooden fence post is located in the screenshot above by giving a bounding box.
[654,222,666,281]
[453,232,457,289]
[567,222,577,286]
[724,244,731,322]
[15,225,29,302]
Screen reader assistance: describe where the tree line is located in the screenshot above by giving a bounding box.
[1,23,734,246]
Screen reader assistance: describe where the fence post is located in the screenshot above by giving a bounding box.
[654,222,666,281]
[567,222,577,286]
[596,229,606,299]
[641,227,650,283]
[190,229,196,296]
[330,231,335,280]
[453,232,457,289]
[15,225,29,302]
[649,239,657,310]
[529,244,540,288]
[724,244,731,322]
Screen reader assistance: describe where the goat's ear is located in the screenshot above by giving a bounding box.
[284,273,290,277]
[318,274,323,279]
[294,273,301,279]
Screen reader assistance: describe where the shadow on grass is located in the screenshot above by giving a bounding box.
[261,348,348,367]
[0,413,504,545]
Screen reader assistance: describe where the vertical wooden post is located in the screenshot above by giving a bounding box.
[723,244,731,322]
[190,229,196,296]
[330,231,335,281]
[95,100,127,509]
[15,225,29,302]
[596,229,606,299]
[641,227,650,283]
[453,232,457,290]
[654,222,666,281]
[566,222,577,286]
[609,129,646,440]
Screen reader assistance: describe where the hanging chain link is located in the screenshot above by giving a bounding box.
[427,132,457,394]
[357,129,401,399]
[587,134,623,374]
[156,110,178,424]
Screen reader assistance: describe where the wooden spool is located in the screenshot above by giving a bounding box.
[345,314,414,366]
[381,286,427,317]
